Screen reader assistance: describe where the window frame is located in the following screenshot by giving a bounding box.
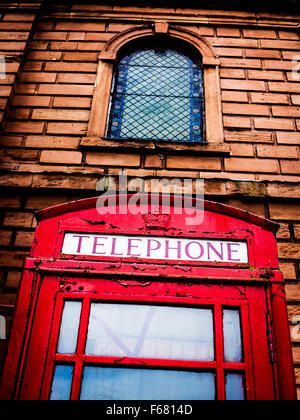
[81,24,225,152]
[41,283,256,401]
[106,43,205,144]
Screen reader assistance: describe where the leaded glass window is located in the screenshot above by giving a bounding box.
[107,46,205,143]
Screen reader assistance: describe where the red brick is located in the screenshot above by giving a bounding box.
[25,136,80,149]
[272,106,300,118]
[0,31,29,40]
[3,212,35,228]
[212,37,258,48]
[0,86,12,97]
[0,42,26,50]
[220,69,245,79]
[77,42,105,51]
[0,194,22,208]
[294,225,300,240]
[248,70,284,81]
[63,52,99,62]
[6,271,22,289]
[198,27,215,36]
[257,145,299,159]
[46,122,88,135]
[38,84,94,96]
[221,79,265,91]
[264,61,295,71]
[50,41,77,50]
[3,13,35,22]
[24,62,43,71]
[27,51,62,61]
[221,91,248,102]
[277,132,300,145]
[5,121,44,134]
[85,32,115,41]
[224,157,279,173]
[57,73,96,84]
[216,27,240,37]
[29,41,49,50]
[220,58,262,69]
[282,51,300,60]
[68,32,85,41]
[243,29,277,38]
[279,31,299,40]
[53,97,92,108]
[250,92,290,104]
[33,32,68,40]
[15,231,35,248]
[269,82,300,93]
[0,230,12,246]
[12,95,51,107]
[0,22,32,30]
[278,243,300,259]
[40,150,82,165]
[261,40,300,50]
[280,160,300,175]
[245,49,280,59]
[20,72,57,83]
[56,22,106,31]
[224,130,273,143]
[229,144,254,156]
[276,223,291,239]
[215,47,243,57]
[270,203,300,220]
[44,62,97,72]
[86,152,141,167]
[5,63,20,73]
[25,194,68,210]
[144,155,164,168]
[279,262,297,280]
[287,72,300,82]
[254,117,295,130]
[223,103,270,116]
[0,251,28,268]
[32,109,90,121]
[108,23,135,32]
[223,116,251,128]
[167,156,222,171]
[267,180,300,192]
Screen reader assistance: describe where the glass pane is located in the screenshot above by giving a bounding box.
[85,303,214,361]
[50,365,73,400]
[223,309,243,363]
[128,49,190,68]
[125,66,190,97]
[225,373,245,401]
[120,95,191,141]
[80,367,215,400]
[109,47,204,143]
[57,301,82,354]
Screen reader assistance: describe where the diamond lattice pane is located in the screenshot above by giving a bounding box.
[109,48,204,143]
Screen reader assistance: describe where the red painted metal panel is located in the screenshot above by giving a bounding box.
[0,195,296,400]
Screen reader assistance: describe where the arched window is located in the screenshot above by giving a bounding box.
[107,42,205,143]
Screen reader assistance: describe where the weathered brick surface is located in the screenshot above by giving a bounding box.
[0,1,299,396]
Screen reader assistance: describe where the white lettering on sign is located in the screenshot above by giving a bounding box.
[62,234,249,264]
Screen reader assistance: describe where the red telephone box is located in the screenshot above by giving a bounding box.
[0,194,297,400]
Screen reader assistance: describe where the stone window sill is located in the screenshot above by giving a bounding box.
[80,137,230,155]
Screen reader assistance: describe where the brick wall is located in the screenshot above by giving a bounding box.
[0,1,299,398]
